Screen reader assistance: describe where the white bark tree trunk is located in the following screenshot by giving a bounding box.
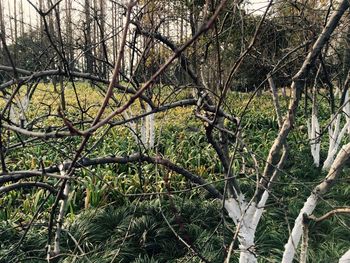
[323,90,350,170]
[146,104,155,148]
[123,105,155,149]
[308,114,320,167]
[323,113,349,170]
[308,71,321,167]
[122,110,139,142]
[339,249,350,263]
[52,164,70,256]
[225,195,265,263]
[7,94,29,126]
[343,90,350,133]
[141,104,155,149]
[282,193,318,263]
[282,142,350,263]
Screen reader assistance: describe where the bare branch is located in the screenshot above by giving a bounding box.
[0,182,57,194]
[306,207,350,223]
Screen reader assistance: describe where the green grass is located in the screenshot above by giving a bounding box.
[1,83,349,262]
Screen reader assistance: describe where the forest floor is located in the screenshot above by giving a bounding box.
[0,83,349,262]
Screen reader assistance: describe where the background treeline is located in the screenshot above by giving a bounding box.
[2,0,349,91]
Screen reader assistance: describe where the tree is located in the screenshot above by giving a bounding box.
[84,0,94,73]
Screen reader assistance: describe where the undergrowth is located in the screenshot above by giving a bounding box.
[1,84,349,262]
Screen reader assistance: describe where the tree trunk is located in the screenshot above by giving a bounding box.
[20,0,24,37]
[66,0,74,70]
[283,142,350,262]
[339,249,350,263]
[0,0,5,65]
[99,0,107,78]
[13,0,17,65]
[85,0,93,74]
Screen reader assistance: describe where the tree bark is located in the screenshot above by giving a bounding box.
[66,0,74,70]
[339,249,350,263]
[0,0,5,66]
[85,0,93,73]
[282,141,350,262]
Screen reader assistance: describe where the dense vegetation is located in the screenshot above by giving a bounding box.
[1,0,350,262]
[0,84,349,262]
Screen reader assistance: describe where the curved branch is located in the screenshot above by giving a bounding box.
[110,98,237,127]
[20,153,222,200]
[2,123,74,139]
[306,207,350,222]
[0,171,71,184]
[0,182,57,194]
[0,65,153,106]
[132,21,199,85]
